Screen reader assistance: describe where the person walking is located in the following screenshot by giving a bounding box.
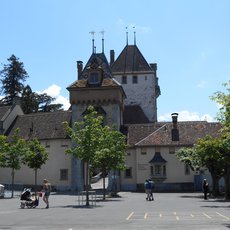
[144,179,151,201]
[148,179,154,201]
[42,179,51,208]
[202,179,209,200]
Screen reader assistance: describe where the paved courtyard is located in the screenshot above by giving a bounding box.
[0,191,229,230]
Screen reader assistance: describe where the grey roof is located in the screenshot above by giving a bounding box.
[111,45,152,73]
[0,106,11,120]
[81,53,113,79]
[149,152,167,163]
[6,111,72,140]
[67,52,122,90]
[127,121,222,147]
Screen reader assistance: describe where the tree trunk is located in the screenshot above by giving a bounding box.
[102,171,106,200]
[224,165,230,200]
[35,169,38,195]
[85,161,89,206]
[11,169,14,198]
[211,173,220,197]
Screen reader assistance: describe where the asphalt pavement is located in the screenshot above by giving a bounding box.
[0,191,229,230]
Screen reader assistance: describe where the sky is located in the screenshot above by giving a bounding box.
[1,0,230,122]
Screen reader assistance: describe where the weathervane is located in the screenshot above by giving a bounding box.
[100,30,105,53]
[126,26,128,45]
[89,31,95,53]
[133,26,136,45]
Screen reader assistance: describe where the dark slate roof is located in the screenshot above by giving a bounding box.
[6,111,72,140]
[0,106,11,120]
[123,105,149,124]
[67,52,122,89]
[149,152,167,163]
[111,45,152,73]
[81,53,113,79]
[127,121,222,147]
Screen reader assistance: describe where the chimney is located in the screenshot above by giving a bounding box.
[150,63,157,76]
[77,61,83,79]
[110,50,115,66]
[171,113,179,141]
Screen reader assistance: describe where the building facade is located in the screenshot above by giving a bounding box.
[0,39,221,192]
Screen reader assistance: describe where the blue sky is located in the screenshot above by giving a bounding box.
[1,0,229,121]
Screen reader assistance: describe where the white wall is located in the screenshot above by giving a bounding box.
[114,73,157,122]
[0,139,72,190]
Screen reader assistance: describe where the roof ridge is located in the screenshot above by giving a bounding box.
[134,124,167,146]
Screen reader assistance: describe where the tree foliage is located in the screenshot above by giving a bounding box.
[0,55,63,113]
[63,105,103,206]
[0,129,27,197]
[23,138,49,189]
[93,125,127,199]
[63,105,127,204]
[0,54,28,105]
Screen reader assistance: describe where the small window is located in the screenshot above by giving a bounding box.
[122,75,127,84]
[89,72,100,84]
[141,152,147,155]
[60,169,68,181]
[155,165,161,175]
[127,152,131,156]
[132,75,138,84]
[125,167,132,178]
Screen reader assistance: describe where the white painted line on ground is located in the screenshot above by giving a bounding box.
[159,213,162,218]
[144,213,148,219]
[190,214,194,217]
[126,212,134,220]
[203,212,212,219]
[216,212,229,220]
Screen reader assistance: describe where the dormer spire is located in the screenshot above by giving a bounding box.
[133,26,136,45]
[126,27,129,45]
[89,31,95,53]
[100,30,105,53]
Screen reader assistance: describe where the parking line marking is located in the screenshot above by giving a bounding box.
[216,212,229,220]
[159,213,162,218]
[126,212,134,220]
[144,213,148,219]
[190,214,194,217]
[203,212,212,219]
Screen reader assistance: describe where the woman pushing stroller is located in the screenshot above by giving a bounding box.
[41,179,51,209]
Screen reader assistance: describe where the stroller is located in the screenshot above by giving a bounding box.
[20,188,39,209]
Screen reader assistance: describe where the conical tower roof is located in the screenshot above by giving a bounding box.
[111,45,152,73]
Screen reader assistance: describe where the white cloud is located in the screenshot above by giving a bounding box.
[197,80,207,88]
[116,19,152,33]
[158,110,215,122]
[37,84,70,110]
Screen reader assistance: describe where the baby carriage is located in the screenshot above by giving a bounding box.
[20,188,39,209]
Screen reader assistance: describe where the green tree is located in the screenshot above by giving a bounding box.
[63,105,103,206]
[0,55,28,105]
[93,126,127,200]
[211,80,230,199]
[21,85,38,113]
[194,135,224,197]
[176,147,198,172]
[23,139,49,191]
[0,129,26,197]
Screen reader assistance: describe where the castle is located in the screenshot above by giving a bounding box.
[0,37,221,192]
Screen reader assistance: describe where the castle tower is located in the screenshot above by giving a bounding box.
[110,43,160,123]
[67,40,126,191]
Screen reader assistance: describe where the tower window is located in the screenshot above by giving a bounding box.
[122,75,127,84]
[132,75,138,84]
[89,72,100,84]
